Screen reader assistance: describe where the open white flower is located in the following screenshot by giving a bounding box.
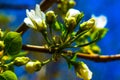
[92,15,107,28]
[74,62,92,80]
[24,4,47,31]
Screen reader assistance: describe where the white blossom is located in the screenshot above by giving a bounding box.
[24,4,46,31]
[92,15,107,28]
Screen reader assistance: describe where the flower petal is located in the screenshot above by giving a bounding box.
[92,15,107,28]
[24,18,35,29]
[67,9,80,18]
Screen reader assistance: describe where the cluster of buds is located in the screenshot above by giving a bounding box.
[13,57,42,73]
[23,4,108,80]
[57,0,76,13]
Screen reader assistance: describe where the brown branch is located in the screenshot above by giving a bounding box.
[22,45,49,53]
[16,0,58,35]
[22,44,120,62]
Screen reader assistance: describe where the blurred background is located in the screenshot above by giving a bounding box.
[0,0,120,80]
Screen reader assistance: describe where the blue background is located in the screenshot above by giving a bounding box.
[0,0,120,80]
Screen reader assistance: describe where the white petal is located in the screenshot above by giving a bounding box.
[35,4,41,16]
[30,10,35,17]
[35,4,45,20]
[67,9,80,18]
[24,18,35,29]
[92,15,107,28]
[26,9,36,21]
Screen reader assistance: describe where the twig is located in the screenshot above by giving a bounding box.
[22,44,120,62]
[22,45,49,53]
[16,0,58,35]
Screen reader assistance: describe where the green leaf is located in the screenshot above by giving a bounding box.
[4,32,22,56]
[76,12,84,24]
[71,53,77,62]
[98,28,108,39]
[67,61,72,69]
[52,21,61,31]
[90,28,108,40]
[0,70,18,80]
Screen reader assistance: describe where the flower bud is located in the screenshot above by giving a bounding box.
[0,29,3,38]
[25,60,41,73]
[74,62,92,80]
[80,18,95,31]
[66,9,81,21]
[14,57,30,66]
[69,0,76,8]
[0,41,4,51]
[91,45,101,53]
[46,11,56,24]
[65,17,76,30]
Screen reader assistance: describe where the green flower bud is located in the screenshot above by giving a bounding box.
[4,31,22,56]
[66,9,81,21]
[0,70,18,80]
[65,17,76,30]
[87,18,95,27]
[25,60,41,73]
[46,11,56,24]
[0,29,3,38]
[80,18,95,31]
[14,57,30,66]
[74,62,92,80]
[69,0,76,8]
[91,45,101,53]
[0,41,4,51]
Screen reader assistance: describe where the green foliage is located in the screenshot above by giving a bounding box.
[0,14,10,25]
[4,32,22,56]
[0,70,18,80]
[90,28,108,40]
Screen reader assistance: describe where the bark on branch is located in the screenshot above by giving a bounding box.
[22,44,120,62]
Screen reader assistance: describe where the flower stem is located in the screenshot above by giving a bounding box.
[41,31,51,45]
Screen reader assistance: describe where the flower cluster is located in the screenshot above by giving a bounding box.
[0,2,108,80]
[23,4,108,80]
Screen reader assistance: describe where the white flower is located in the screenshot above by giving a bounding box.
[75,62,92,80]
[66,9,81,20]
[92,15,107,28]
[24,4,47,31]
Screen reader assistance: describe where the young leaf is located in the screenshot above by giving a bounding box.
[0,70,18,80]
